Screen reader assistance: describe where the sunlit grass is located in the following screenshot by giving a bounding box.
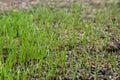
[0,4,120,79]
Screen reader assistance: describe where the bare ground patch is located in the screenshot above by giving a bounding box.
[0,0,119,11]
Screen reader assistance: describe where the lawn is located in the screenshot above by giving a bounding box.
[0,3,120,80]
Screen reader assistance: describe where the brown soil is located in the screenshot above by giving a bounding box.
[0,0,119,11]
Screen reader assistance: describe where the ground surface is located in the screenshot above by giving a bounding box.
[0,0,120,80]
[0,0,119,11]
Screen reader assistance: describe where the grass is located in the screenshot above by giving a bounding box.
[0,3,120,80]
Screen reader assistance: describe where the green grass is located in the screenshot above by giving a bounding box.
[0,4,120,80]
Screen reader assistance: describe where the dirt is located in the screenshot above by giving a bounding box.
[0,0,76,11]
[0,0,119,11]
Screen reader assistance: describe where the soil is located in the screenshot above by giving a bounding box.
[0,0,119,11]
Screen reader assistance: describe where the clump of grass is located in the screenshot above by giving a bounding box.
[0,3,120,80]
